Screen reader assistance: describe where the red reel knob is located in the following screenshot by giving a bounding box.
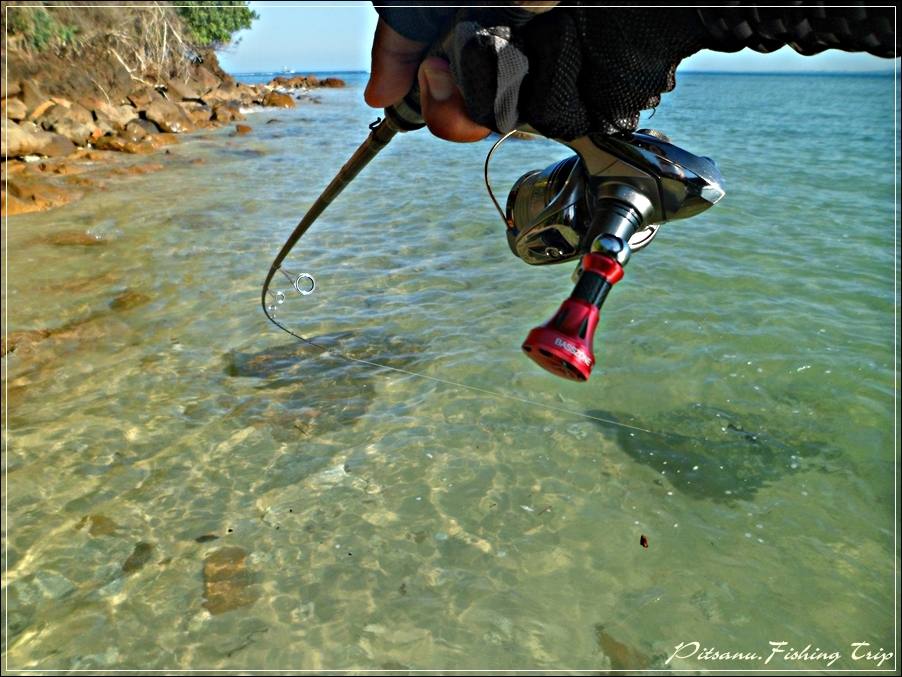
[522,253,624,382]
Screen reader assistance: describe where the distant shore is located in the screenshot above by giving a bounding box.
[2,66,345,218]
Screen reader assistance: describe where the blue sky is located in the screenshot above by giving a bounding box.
[216,3,896,74]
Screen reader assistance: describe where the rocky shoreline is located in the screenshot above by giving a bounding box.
[2,68,344,217]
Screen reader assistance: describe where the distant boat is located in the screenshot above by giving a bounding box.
[281,66,294,74]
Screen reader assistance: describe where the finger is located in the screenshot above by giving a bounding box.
[418,57,492,143]
[365,19,427,108]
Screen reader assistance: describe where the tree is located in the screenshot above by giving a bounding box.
[174,1,258,49]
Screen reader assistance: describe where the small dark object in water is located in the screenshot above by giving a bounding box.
[122,542,155,574]
[640,534,649,549]
[195,534,219,543]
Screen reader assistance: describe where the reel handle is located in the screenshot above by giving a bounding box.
[521,253,624,382]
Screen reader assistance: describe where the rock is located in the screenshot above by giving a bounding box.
[134,118,161,135]
[93,134,149,154]
[320,77,346,88]
[211,102,244,122]
[75,514,119,537]
[110,289,151,311]
[5,97,28,121]
[7,80,22,98]
[594,625,652,670]
[27,100,56,121]
[3,119,76,159]
[203,83,243,105]
[235,124,252,135]
[189,65,221,95]
[122,542,155,574]
[1,329,51,356]
[127,86,164,109]
[108,162,164,178]
[4,180,79,216]
[144,99,194,133]
[88,99,139,131]
[202,546,259,615]
[179,101,212,126]
[123,121,147,142]
[144,133,180,149]
[33,229,105,246]
[37,102,98,146]
[166,78,202,102]
[262,91,295,109]
[235,83,258,103]
[18,80,48,116]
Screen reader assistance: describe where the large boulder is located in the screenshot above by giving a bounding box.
[211,102,244,122]
[179,101,213,126]
[127,86,164,109]
[143,99,194,133]
[2,118,76,158]
[262,91,295,109]
[5,98,28,121]
[18,80,48,117]
[36,102,98,146]
[189,65,221,95]
[165,78,202,102]
[85,99,139,132]
[320,77,346,88]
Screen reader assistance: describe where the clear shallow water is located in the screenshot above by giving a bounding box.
[2,72,898,672]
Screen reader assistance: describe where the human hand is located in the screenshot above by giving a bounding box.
[364,18,491,143]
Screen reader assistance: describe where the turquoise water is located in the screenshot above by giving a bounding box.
[3,71,899,672]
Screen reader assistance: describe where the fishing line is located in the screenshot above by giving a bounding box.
[261,286,657,437]
[259,116,682,439]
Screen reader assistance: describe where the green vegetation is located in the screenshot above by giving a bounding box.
[4,1,258,54]
[5,4,78,52]
[175,1,259,49]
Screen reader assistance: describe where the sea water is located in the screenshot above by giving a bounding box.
[3,71,898,671]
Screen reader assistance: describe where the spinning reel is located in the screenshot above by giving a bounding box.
[488,128,725,380]
[263,90,725,383]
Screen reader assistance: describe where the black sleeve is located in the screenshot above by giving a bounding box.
[373,4,457,44]
[698,5,897,58]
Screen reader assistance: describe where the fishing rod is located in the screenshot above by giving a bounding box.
[262,54,725,384]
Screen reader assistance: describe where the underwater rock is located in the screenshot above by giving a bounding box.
[595,625,652,670]
[108,162,165,177]
[588,402,831,501]
[75,514,119,537]
[122,542,155,574]
[2,329,52,356]
[110,289,151,311]
[33,229,105,247]
[202,546,259,615]
[235,124,252,135]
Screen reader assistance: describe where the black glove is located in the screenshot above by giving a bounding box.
[374,4,897,140]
